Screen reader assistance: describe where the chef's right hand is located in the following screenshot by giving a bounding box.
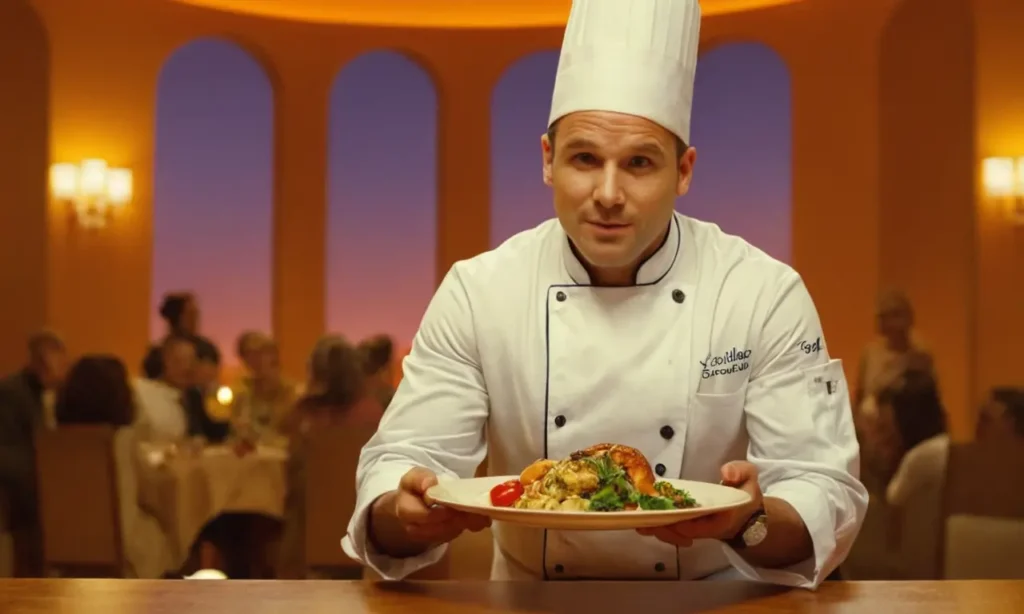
[370,467,490,557]
[397,467,491,541]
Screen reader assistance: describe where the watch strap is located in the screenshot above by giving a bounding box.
[724,506,766,549]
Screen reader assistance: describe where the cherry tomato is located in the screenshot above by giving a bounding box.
[489,479,524,507]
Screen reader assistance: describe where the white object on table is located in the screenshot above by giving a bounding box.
[185,569,228,580]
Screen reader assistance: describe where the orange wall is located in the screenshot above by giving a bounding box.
[878,0,977,439]
[1,0,1022,439]
[973,0,1024,418]
[0,1,49,373]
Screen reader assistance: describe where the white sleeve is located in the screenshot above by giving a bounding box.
[340,264,489,580]
[721,271,869,589]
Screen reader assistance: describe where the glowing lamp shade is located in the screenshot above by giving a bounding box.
[982,157,1017,198]
[49,163,79,200]
[48,159,135,227]
[79,159,109,198]
[106,168,133,206]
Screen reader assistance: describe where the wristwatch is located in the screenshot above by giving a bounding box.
[724,507,767,549]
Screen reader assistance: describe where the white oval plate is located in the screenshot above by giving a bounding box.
[425,476,752,531]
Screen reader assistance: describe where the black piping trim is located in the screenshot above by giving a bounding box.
[541,216,682,580]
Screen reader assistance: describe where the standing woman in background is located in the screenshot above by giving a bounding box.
[142,292,219,380]
[853,290,936,492]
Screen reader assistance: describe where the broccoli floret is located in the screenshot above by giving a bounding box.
[589,485,625,511]
[633,494,676,510]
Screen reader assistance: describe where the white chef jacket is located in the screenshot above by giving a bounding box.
[342,212,867,588]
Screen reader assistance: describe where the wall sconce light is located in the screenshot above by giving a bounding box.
[49,159,133,228]
[981,157,1024,225]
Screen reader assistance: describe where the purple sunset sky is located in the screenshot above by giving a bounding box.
[152,40,790,364]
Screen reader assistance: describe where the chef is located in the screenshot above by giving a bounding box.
[342,0,867,587]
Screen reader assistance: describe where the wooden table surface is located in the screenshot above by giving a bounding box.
[2,580,1022,613]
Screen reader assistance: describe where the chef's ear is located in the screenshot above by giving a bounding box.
[675,146,697,197]
[541,132,554,186]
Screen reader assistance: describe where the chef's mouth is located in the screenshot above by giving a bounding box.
[587,221,631,229]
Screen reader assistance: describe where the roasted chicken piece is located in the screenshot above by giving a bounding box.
[511,443,663,511]
[519,459,555,486]
[571,443,658,496]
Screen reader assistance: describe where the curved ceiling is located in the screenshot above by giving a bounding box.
[172,0,804,28]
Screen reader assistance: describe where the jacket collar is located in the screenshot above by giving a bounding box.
[561,214,681,286]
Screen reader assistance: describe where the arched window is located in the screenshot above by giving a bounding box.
[152,38,274,367]
[685,43,792,262]
[326,51,437,351]
[490,51,560,248]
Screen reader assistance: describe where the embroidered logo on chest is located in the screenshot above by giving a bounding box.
[699,347,752,380]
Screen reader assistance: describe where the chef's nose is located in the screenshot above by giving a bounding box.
[593,164,625,210]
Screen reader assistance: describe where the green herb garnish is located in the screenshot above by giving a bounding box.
[578,455,699,512]
[654,481,698,509]
[632,493,676,510]
[589,485,626,511]
[584,455,626,483]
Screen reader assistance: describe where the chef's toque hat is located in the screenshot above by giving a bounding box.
[548,0,702,144]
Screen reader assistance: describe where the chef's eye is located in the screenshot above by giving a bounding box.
[628,156,653,168]
[572,153,598,165]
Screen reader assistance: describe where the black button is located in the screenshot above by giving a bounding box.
[554,415,566,427]
[655,463,666,476]
[672,289,685,303]
[654,562,666,573]
[660,425,674,440]
[554,564,564,573]
[556,291,567,302]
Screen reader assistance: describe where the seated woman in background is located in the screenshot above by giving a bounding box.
[275,334,383,578]
[55,355,175,579]
[230,336,298,445]
[889,386,1024,507]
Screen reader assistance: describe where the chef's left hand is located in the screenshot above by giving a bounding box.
[637,461,763,548]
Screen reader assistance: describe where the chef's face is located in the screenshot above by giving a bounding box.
[542,111,696,283]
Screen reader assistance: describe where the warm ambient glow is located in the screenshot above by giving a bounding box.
[172,0,805,28]
[49,159,133,228]
[982,157,1017,197]
[981,157,1024,224]
[216,385,234,406]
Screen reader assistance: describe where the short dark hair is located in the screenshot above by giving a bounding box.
[546,118,689,160]
[195,338,221,365]
[159,292,193,329]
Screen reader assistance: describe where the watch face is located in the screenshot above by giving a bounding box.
[743,515,768,547]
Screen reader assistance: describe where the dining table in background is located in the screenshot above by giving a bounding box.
[135,442,289,563]
[0,580,1021,613]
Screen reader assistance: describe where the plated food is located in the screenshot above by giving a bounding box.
[489,443,699,513]
[425,443,750,531]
